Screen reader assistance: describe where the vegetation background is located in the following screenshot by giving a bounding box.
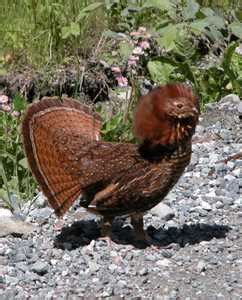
[0,0,241,212]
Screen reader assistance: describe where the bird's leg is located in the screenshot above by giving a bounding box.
[131,213,172,249]
[130,213,153,245]
[99,216,114,248]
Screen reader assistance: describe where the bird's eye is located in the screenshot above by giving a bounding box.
[176,103,183,109]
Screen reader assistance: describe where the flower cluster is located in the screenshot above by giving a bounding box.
[128,26,151,68]
[0,95,11,112]
[111,27,151,88]
[0,95,20,117]
[111,66,128,87]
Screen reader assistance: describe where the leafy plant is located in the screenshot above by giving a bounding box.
[0,96,36,211]
[99,85,139,143]
[101,110,135,142]
[103,0,241,106]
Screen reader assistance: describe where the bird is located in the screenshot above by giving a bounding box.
[22,83,199,245]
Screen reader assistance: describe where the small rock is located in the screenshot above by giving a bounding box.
[156,258,171,267]
[29,207,53,221]
[220,94,240,106]
[31,262,49,275]
[5,275,19,285]
[108,264,117,273]
[150,203,175,220]
[139,267,148,276]
[145,254,156,261]
[200,200,212,211]
[0,208,12,218]
[215,201,224,209]
[196,260,206,273]
[34,192,47,208]
[161,250,173,258]
[237,101,242,114]
[117,280,127,289]
[0,216,35,237]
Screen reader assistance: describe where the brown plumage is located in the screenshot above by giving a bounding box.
[22,83,199,245]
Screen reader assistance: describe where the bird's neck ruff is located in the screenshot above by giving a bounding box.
[138,140,191,162]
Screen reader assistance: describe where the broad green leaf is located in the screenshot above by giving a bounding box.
[81,2,103,13]
[229,22,242,39]
[103,30,124,39]
[183,0,200,20]
[118,42,133,61]
[200,7,215,17]
[190,19,209,33]
[206,26,224,42]
[148,60,175,84]
[61,22,80,39]
[206,16,225,29]
[77,2,103,20]
[157,24,178,51]
[142,0,173,11]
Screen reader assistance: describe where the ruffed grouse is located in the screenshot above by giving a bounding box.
[22,83,199,244]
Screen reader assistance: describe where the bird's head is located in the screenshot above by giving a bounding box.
[134,83,200,147]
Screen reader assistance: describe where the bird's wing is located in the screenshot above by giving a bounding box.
[22,96,140,216]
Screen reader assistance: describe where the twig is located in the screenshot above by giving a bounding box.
[215,152,242,164]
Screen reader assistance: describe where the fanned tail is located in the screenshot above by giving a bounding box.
[22,96,102,216]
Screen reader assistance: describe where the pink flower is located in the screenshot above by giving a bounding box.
[130,31,140,37]
[0,95,9,104]
[133,47,144,55]
[235,45,242,56]
[116,75,128,87]
[128,55,139,66]
[138,26,146,33]
[11,111,21,117]
[129,55,139,61]
[111,66,121,73]
[0,103,11,112]
[139,40,150,50]
[128,59,137,66]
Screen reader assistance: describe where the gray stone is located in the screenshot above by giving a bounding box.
[5,275,19,285]
[215,201,224,209]
[150,203,175,220]
[145,254,156,261]
[29,207,53,221]
[31,262,49,275]
[156,258,171,267]
[200,200,212,211]
[0,208,12,218]
[196,260,206,273]
[139,267,148,276]
[226,179,240,194]
[0,215,35,237]
[238,101,242,114]
[34,192,47,208]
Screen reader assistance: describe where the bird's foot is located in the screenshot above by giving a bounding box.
[53,218,65,231]
[98,236,118,249]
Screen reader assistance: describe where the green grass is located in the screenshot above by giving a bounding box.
[0,0,107,68]
[0,95,37,211]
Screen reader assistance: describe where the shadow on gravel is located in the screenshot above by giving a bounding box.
[54,219,231,250]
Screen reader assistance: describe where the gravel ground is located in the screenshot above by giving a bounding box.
[0,94,242,299]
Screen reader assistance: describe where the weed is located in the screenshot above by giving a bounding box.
[0,95,36,211]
